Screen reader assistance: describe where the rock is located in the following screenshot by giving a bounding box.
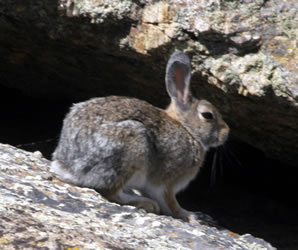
[0,143,275,249]
[0,0,297,166]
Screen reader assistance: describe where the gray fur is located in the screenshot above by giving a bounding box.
[51,51,230,222]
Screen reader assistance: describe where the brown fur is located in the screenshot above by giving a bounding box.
[51,51,229,222]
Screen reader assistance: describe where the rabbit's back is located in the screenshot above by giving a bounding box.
[52,96,202,190]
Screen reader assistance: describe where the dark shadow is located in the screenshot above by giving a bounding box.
[178,137,298,250]
[183,28,262,56]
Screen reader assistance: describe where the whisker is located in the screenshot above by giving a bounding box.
[218,146,224,178]
[210,149,218,187]
[223,143,242,168]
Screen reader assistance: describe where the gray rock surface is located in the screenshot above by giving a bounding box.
[0,0,297,166]
[0,143,275,249]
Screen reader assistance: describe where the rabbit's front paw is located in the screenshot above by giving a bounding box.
[174,210,199,223]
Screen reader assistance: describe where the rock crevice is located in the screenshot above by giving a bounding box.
[0,1,297,163]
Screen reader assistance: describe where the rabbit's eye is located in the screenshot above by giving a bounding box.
[201,112,214,120]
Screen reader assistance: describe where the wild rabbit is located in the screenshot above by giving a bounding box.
[51,51,229,221]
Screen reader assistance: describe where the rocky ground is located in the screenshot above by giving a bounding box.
[0,143,275,249]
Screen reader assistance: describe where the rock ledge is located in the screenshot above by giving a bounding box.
[0,143,275,249]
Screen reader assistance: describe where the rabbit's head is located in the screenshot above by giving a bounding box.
[165,51,229,150]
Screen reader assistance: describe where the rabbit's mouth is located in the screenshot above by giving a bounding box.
[209,129,229,148]
[210,140,222,148]
[217,130,230,147]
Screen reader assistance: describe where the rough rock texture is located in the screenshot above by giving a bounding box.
[0,143,275,249]
[0,0,297,166]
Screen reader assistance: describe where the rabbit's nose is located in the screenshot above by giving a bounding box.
[219,122,230,144]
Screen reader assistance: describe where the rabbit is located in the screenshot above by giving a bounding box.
[51,51,229,222]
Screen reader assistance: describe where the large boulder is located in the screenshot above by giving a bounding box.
[0,1,297,164]
[0,143,275,249]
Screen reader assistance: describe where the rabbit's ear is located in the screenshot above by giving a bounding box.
[166,51,192,109]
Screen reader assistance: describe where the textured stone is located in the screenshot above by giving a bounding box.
[0,143,275,249]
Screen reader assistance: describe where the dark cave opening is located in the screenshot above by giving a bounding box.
[1,85,297,249]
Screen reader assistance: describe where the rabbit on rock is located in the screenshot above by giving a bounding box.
[51,51,229,222]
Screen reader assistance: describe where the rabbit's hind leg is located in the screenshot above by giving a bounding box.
[105,189,160,214]
[94,120,160,214]
[98,169,161,214]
